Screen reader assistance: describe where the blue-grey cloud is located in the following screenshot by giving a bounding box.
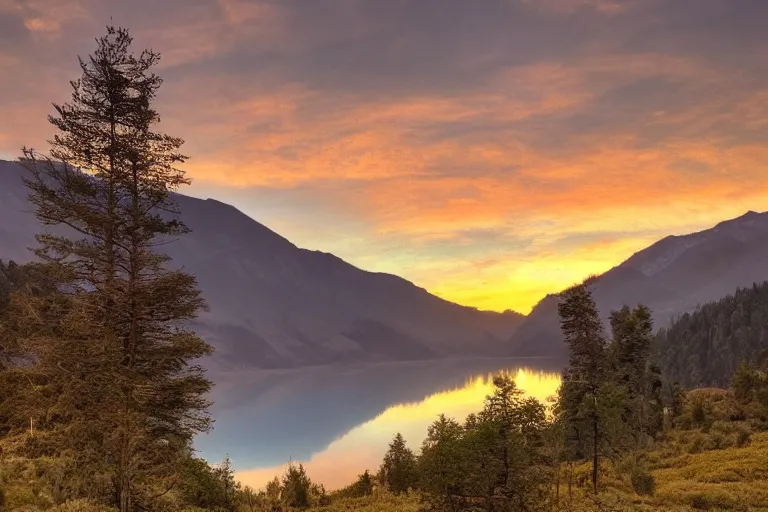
[2,0,768,313]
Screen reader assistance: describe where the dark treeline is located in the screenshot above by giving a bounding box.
[656,281,768,388]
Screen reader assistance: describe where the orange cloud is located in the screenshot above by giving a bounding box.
[3,1,768,313]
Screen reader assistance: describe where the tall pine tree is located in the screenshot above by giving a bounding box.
[19,26,212,511]
[610,305,663,445]
[557,280,608,494]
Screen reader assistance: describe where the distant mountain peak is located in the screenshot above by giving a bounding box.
[714,210,767,229]
[510,209,768,359]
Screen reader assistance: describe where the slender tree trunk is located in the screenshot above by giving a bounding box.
[592,410,599,495]
[119,455,130,512]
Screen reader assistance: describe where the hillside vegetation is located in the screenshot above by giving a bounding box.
[657,281,768,387]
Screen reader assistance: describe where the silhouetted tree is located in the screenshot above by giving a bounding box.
[379,433,418,495]
[418,376,550,512]
[348,470,374,497]
[18,25,211,511]
[213,455,240,511]
[610,305,663,444]
[282,463,311,509]
[418,415,464,511]
[558,281,608,494]
[239,485,258,512]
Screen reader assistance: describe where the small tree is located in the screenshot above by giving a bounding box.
[213,455,240,512]
[282,463,311,509]
[379,433,418,494]
[732,362,758,404]
[349,470,374,497]
[418,415,464,509]
[238,486,258,512]
[264,477,282,512]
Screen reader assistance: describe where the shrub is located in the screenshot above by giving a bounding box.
[692,400,707,427]
[736,428,751,447]
[630,466,655,496]
[709,432,725,450]
[689,493,710,510]
[49,499,116,512]
[688,432,705,454]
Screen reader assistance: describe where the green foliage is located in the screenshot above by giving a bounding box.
[557,281,613,493]
[609,305,664,445]
[417,375,550,512]
[630,463,655,497]
[282,463,312,509]
[263,477,283,512]
[378,434,417,495]
[7,24,213,512]
[48,499,116,512]
[338,471,374,499]
[178,455,240,511]
[312,489,420,512]
[656,281,768,388]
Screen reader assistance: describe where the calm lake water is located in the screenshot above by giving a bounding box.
[195,357,562,490]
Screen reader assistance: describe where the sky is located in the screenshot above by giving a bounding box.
[1,0,768,314]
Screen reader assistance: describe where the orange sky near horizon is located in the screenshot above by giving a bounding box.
[1,0,767,313]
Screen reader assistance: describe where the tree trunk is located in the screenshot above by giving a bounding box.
[592,411,599,495]
[118,466,130,512]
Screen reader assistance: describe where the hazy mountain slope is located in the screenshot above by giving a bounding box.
[510,211,768,359]
[0,160,524,369]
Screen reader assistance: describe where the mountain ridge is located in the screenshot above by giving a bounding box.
[509,209,768,359]
[0,159,524,371]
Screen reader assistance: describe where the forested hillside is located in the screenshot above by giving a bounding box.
[656,281,768,388]
[510,211,768,361]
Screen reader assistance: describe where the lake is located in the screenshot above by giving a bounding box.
[195,357,563,490]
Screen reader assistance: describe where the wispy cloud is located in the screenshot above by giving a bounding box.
[2,0,767,312]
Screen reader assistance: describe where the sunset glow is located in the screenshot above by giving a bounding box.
[2,0,767,312]
[234,368,562,490]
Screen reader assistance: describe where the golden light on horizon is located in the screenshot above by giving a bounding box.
[234,368,562,491]
[3,0,768,315]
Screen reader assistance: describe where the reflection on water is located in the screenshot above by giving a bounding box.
[195,358,561,491]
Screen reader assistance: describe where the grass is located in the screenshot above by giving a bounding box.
[313,491,421,512]
[651,432,768,511]
[319,433,768,512]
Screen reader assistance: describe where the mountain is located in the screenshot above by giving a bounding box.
[510,210,768,359]
[0,160,524,371]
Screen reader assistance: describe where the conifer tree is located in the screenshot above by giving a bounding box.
[214,455,240,512]
[18,26,212,511]
[379,433,418,494]
[610,304,661,444]
[558,281,608,494]
[282,462,312,509]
